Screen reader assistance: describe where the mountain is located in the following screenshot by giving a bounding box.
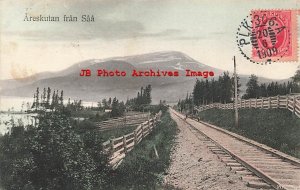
[0,51,291,103]
[106,51,211,69]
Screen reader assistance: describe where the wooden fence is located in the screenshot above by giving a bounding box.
[195,95,300,118]
[102,111,162,169]
[95,112,150,131]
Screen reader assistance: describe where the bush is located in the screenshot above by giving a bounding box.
[0,112,110,190]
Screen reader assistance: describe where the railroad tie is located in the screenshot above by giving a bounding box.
[246,181,273,189]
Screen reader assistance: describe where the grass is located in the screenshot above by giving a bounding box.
[99,125,138,142]
[76,119,139,143]
[105,108,178,190]
[75,108,163,143]
[198,108,300,158]
[71,110,109,121]
[71,109,102,118]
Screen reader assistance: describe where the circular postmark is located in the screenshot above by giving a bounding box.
[236,10,293,64]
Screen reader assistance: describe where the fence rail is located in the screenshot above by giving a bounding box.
[95,113,150,131]
[195,95,300,118]
[102,111,162,169]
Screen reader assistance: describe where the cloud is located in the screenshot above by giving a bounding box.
[141,29,181,37]
[171,31,229,41]
[5,17,181,41]
[2,0,185,41]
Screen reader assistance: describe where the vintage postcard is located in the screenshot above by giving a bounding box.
[0,0,300,190]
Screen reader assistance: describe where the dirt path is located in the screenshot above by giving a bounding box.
[164,111,253,190]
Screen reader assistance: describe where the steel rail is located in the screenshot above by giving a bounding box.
[171,108,300,190]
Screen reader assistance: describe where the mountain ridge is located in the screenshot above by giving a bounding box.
[0,51,292,103]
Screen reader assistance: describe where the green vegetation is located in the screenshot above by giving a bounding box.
[198,108,300,158]
[76,104,165,143]
[243,74,299,99]
[178,68,300,115]
[192,72,238,105]
[292,67,300,84]
[71,110,108,120]
[0,85,171,189]
[178,72,241,113]
[107,107,178,189]
[77,121,138,143]
[0,111,110,190]
[126,85,153,111]
[97,97,126,117]
[31,87,126,119]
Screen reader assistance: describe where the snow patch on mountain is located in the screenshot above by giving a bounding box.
[172,62,185,70]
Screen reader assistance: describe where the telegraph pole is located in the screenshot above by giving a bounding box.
[234,56,239,128]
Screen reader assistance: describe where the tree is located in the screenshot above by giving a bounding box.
[244,75,259,98]
[42,88,46,106]
[46,87,51,108]
[220,72,233,103]
[140,87,144,104]
[110,97,122,117]
[32,93,36,109]
[55,90,59,108]
[51,90,56,110]
[136,92,141,106]
[68,98,71,106]
[210,78,218,103]
[144,85,152,105]
[97,101,102,110]
[0,111,109,190]
[292,67,300,93]
[292,68,300,84]
[111,97,118,117]
[125,85,153,111]
[193,79,202,106]
[108,98,112,107]
[60,90,64,107]
[77,100,82,111]
[259,83,267,97]
[35,87,40,110]
[102,99,108,109]
[191,72,237,105]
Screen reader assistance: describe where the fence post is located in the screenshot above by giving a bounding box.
[277,95,279,108]
[255,98,257,108]
[110,139,115,155]
[268,97,271,109]
[123,136,127,154]
[286,95,289,109]
[124,114,126,127]
[133,130,137,145]
[293,96,296,114]
[148,115,151,131]
[141,124,144,138]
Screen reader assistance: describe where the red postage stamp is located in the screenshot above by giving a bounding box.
[251,10,298,62]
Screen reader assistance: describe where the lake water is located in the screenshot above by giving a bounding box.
[0,96,97,135]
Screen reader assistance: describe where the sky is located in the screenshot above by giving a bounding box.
[0,0,300,80]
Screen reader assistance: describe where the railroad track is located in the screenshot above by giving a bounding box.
[170,109,300,190]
